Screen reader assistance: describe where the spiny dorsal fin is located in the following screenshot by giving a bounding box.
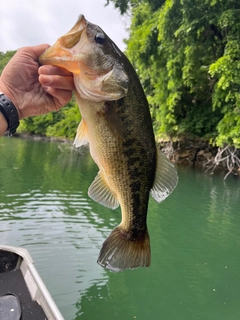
[73,119,88,148]
[88,172,119,209]
[151,148,178,203]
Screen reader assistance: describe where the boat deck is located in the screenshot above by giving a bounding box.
[0,270,47,319]
[0,250,48,320]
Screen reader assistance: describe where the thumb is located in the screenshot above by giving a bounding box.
[25,44,51,61]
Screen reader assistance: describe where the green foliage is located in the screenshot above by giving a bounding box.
[216,107,240,147]
[108,0,240,148]
[19,110,63,135]
[2,2,240,149]
[209,36,240,146]
[45,101,81,138]
[0,50,16,74]
[106,0,164,14]
[19,99,81,139]
[105,0,130,14]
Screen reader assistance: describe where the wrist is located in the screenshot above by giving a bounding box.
[0,93,20,135]
[0,111,8,136]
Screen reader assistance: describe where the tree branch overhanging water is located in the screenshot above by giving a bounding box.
[205,146,240,180]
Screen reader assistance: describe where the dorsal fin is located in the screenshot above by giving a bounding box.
[151,148,178,203]
[88,172,119,209]
[73,119,89,148]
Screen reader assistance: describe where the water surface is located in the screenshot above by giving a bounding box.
[0,136,240,320]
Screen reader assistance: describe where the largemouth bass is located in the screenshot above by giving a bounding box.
[39,15,178,272]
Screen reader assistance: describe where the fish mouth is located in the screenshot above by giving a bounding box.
[39,14,87,73]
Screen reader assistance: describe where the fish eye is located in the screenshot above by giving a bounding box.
[95,33,105,45]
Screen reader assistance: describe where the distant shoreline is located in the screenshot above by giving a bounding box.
[12,133,240,177]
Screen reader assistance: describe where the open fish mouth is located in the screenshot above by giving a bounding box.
[39,15,88,73]
[39,14,129,101]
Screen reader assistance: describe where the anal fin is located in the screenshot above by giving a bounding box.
[88,172,119,209]
[151,148,178,203]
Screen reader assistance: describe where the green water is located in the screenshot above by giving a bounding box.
[0,136,240,320]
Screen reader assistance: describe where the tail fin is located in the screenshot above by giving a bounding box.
[97,226,151,272]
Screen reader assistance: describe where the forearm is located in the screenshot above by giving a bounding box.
[0,112,8,136]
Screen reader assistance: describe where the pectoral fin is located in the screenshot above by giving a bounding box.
[88,172,119,209]
[73,119,89,148]
[151,148,178,203]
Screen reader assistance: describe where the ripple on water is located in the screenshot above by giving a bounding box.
[1,141,240,320]
[1,187,110,320]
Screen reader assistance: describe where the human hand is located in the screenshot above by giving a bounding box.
[0,44,74,119]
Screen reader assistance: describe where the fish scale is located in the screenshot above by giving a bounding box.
[39,14,178,272]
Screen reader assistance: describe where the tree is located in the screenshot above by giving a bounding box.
[108,0,240,147]
[19,98,81,139]
[0,51,16,74]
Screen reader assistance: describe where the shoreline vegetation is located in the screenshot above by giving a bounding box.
[1,0,240,180]
[13,132,240,179]
[160,140,240,179]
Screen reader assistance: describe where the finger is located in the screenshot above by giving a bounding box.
[39,65,72,76]
[18,44,50,61]
[31,44,51,58]
[44,87,73,108]
[39,74,75,91]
